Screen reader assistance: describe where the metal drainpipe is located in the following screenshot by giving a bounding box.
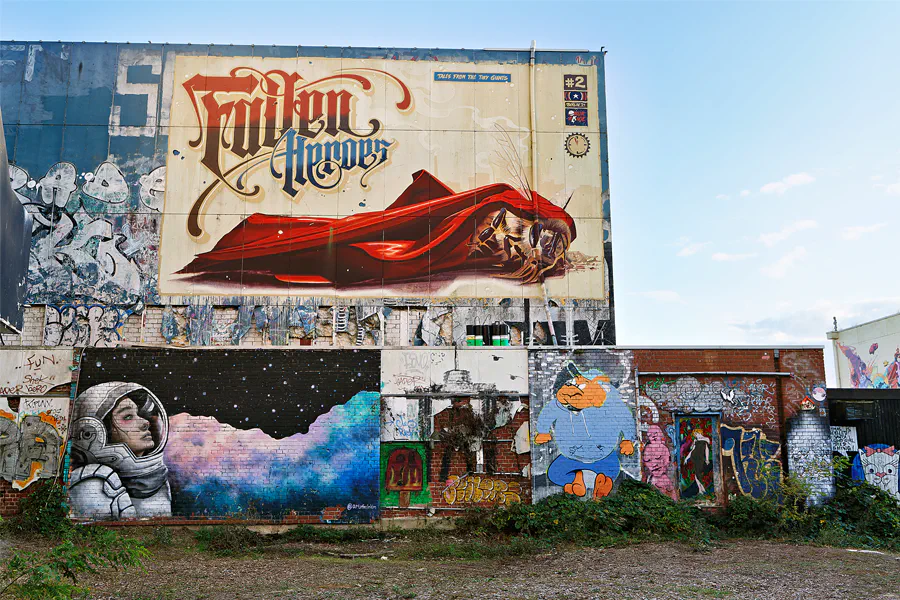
[774,348,789,475]
[634,367,642,481]
[528,39,557,346]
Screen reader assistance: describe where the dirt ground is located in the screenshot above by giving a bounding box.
[69,535,899,600]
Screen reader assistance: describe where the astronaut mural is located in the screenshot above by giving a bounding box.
[72,348,381,522]
[529,350,639,502]
[68,382,171,519]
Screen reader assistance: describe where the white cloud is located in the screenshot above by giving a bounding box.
[712,252,758,261]
[760,246,807,278]
[675,237,709,257]
[733,297,900,340]
[841,223,887,241]
[760,172,815,195]
[740,189,751,197]
[634,290,683,303]
[885,182,900,196]
[715,194,729,200]
[758,219,817,247]
[871,174,884,182]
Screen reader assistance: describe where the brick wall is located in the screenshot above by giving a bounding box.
[528,347,829,507]
[69,348,382,523]
[0,345,832,522]
[428,397,531,509]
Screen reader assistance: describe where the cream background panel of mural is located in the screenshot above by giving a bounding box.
[159,56,604,299]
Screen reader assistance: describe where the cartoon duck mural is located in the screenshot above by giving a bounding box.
[534,363,637,499]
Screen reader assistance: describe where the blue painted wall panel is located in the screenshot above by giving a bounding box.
[0,43,26,125]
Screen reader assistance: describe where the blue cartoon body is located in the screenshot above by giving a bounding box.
[535,364,636,497]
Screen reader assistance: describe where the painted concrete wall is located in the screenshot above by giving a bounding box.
[1,42,616,350]
[831,312,900,389]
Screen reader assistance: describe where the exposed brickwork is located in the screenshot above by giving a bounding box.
[428,397,532,508]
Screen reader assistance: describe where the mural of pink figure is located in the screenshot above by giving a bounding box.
[643,425,677,500]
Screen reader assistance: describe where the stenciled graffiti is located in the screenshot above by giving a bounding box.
[0,397,69,490]
[838,342,900,389]
[831,425,859,457]
[12,162,162,306]
[720,424,781,498]
[44,304,132,347]
[443,474,522,506]
[852,444,899,502]
[534,362,637,500]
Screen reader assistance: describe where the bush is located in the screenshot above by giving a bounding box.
[3,481,73,538]
[714,475,822,539]
[458,479,711,547]
[820,477,900,550]
[279,524,386,544]
[1,527,147,598]
[149,526,174,547]
[194,525,266,555]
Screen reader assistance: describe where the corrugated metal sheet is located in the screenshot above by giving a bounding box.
[830,389,900,447]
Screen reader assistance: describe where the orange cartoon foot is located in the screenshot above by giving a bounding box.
[593,473,614,499]
[563,471,587,497]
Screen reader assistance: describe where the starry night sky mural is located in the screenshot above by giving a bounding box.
[75,348,381,521]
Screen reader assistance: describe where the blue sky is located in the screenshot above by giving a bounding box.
[3,0,898,383]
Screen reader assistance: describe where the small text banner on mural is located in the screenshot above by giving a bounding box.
[433,72,512,82]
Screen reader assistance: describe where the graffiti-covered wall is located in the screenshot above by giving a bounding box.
[1,42,615,349]
[0,348,74,513]
[380,348,531,510]
[72,348,380,522]
[529,348,831,505]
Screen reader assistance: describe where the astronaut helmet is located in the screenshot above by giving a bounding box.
[70,382,168,480]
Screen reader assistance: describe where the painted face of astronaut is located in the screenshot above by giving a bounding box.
[109,397,156,456]
[557,374,610,411]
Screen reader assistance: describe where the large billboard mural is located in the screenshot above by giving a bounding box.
[160,56,605,299]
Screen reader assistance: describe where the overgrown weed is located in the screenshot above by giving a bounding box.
[457,479,713,550]
[0,481,147,598]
